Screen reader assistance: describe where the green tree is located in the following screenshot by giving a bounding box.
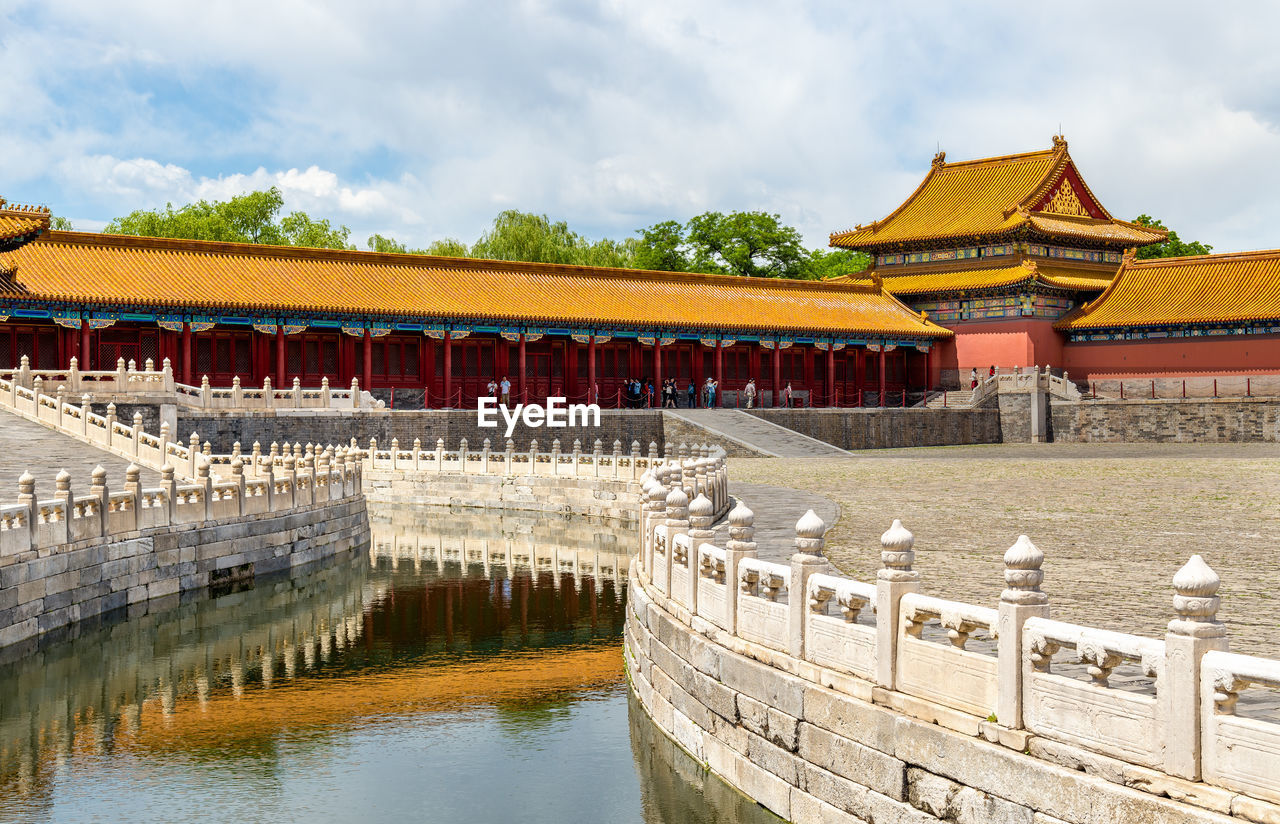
[50,216,74,231]
[422,237,470,257]
[633,220,688,271]
[1131,215,1212,260]
[806,247,871,279]
[469,210,635,268]
[634,211,854,279]
[105,187,352,250]
[367,233,411,254]
[685,211,807,278]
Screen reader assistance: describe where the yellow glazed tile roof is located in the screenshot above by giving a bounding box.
[0,231,951,338]
[827,261,1115,296]
[0,200,50,251]
[829,138,1166,251]
[1056,250,1280,330]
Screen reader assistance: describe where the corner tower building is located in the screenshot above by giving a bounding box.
[828,137,1167,387]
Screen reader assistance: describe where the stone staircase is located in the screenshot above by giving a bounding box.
[662,409,850,458]
[924,389,975,408]
[0,405,160,491]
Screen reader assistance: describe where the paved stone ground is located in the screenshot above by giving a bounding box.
[668,409,850,458]
[0,411,161,495]
[715,481,841,566]
[729,443,1280,659]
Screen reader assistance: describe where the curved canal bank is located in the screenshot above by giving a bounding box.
[0,505,778,824]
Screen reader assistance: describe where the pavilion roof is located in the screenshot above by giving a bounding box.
[1055,249,1280,331]
[826,260,1116,297]
[0,199,51,253]
[0,231,951,338]
[829,138,1167,252]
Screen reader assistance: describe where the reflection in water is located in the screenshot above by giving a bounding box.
[0,506,778,824]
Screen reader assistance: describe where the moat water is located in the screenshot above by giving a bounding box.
[0,507,778,823]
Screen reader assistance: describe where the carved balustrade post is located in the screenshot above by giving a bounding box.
[998,535,1049,730]
[162,357,174,392]
[68,356,80,392]
[263,456,276,510]
[187,432,200,478]
[195,460,212,521]
[159,463,176,524]
[876,519,920,690]
[231,458,246,516]
[687,493,716,615]
[790,510,827,658]
[124,464,142,531]
[725,501,756,636]
[551,439,561,476]
[641,477,667,574]
[53,469,72,544]
[80,394,91,438]
[131,413,144,457]
[631,440,641,480]
[593,439,604,478]
[281,455,297,509]
[662,487,690,597]
[1163,554,1228,780]
[90,466,109,536]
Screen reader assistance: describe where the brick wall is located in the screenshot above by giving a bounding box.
[1050,397,1280,442]
[745,408,1002,450]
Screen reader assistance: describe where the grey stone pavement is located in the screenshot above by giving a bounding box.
[668,409,850,458]
[0,411,160,496]
[715,480,841,567]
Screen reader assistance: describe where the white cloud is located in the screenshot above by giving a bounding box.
[2,1,1279,252]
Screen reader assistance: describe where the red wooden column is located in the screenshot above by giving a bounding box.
[443,332,453,407]
[827,346,836,407]
[362,328,373,391]
[518,333,527,403]
[181,322,192,384]
[588,335,597,404]
[275,324,286,387]
[925,346,932,393]
[714,340,724,407]
[878,346,886,407]
[652,339,662,407]
[79,319,91,370]
[771,346,781,408]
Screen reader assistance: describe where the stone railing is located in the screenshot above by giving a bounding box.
[1,355,382,410]
[628,463,1280,822]
[970,365,1081,404]
[363,437,726,494]
[0,452,362,559]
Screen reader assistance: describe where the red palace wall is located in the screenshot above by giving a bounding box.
[932,319,1064,385]
[1061,335,1280,380]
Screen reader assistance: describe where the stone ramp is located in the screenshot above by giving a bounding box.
[0,407,160,493]
[664,409,851,458]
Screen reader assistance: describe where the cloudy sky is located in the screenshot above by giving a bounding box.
[2,1,1277,252]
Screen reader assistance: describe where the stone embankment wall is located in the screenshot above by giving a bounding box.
[364,470,640,521]
[0,497,368,651]
[176,409,665,453]
[628,573,1268,824]
[745,408,1002,450]
[1050,398,1280,442]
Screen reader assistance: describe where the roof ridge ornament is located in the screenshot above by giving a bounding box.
[1052,134,1068,150]
[932,150,947,169]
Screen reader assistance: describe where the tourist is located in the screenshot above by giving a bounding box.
[663,378,676,408]
[970,368,978,389]
[499,376,511,406]
[646,379,654,408]
[783,382,793,408]
[686,381,696,408]
[988,364,996,378]
[486,378,497,398]
[744,378,757,409]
